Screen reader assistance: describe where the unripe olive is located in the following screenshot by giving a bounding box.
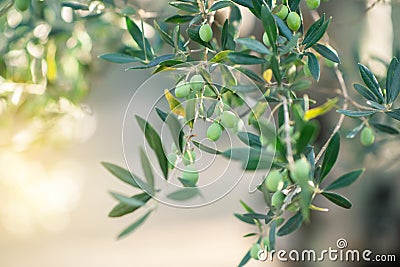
[261,237,269,250]
[175,81,191,98]
[220,110,238,128]
[287,12,301,32]
[291,157,311,182]
[199,24,213,42]
[271,191,286,208]
[207,123,223,141]
[182,165,199,185]
[190,74,204,92]
[360,127,375,146]
[250,243,262,260]
[276,5,289,20]
[262,32,270,47]
[306,0,321,10]
[182,150,196,166]
[167,153,178,169]
[265,170,284,192]
[15,0,29,11]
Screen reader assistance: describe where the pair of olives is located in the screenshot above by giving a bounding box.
[206,111,239,141]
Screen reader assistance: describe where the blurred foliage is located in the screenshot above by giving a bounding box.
[0,0,169,150]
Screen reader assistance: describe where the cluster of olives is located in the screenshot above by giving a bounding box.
[266,0,321,34]
[167,145,199,185]
[174,74,216,98]
[174,74,241,143]
[263,157,311,209]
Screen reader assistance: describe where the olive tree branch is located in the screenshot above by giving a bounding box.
[315,67,349,163]
[282,96,295,166]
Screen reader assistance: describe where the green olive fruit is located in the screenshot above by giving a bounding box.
[286,202,300,212]
[175,81,191,98]
[250,243,262,260]
[265,170,284,192]
[167,153,178,169]
[190,74,204,92]
[287,12,301,32]
[360,127,375,146]
[261,237,269,250]
[182,165,199,185]
[306,0,321,10]
[276,5,289,20]
[291,157,311,182]
[220,110,238,128]
[262,32,270,47]
[182,150,196,166]
[15,0,29,11]
[271,191,286,208]
[207,123,223,141]
[199,24,213,42]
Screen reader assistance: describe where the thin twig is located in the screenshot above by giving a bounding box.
[315,67,348,163]
[282,96,294,166]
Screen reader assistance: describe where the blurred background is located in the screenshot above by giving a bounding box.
[0,0,399,266]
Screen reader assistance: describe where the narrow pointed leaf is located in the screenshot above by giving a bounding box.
[102,162,146,189]
[307,52,320,81]
[228,52,266,65]
[236,38,272,54]
[154,21,174,47]
[125,17,153,59]
[346,123,364,139]
[209,0,234,12]
[167,187,199,201]
[312,43,340,63]
[387,58,400,104]
[155,108,184,152]
[322,192,352,209]
[386,109,400,121]
[303,14,325,45]
[325,169,364,191]
[337,109,378,117]
[353,83,380,102]
[118,210,152,239]
[370,123,400,134]
[108,193,151,217]
[237,132,262,148]
[99,53,141,64]
[358,63,384,103]
[274,15,293,41]
[277,212,304,236]
[319,132,340,181]
[110,192,145,207]
[261,5,277,53]
[140,147,155,189]
[135,115,168,179]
